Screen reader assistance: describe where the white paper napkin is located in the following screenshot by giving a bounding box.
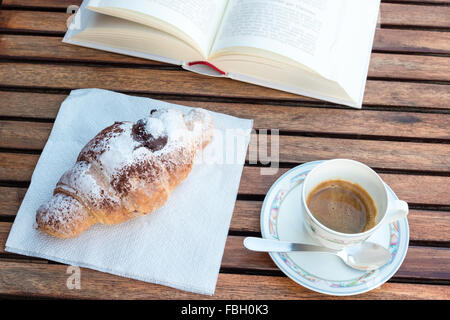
[5,88,253,295]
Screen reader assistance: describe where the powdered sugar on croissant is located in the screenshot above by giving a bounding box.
[36,107,214,238]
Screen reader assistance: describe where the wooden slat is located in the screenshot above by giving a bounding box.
[230,200,450,243]
[2,92,450,140]
[0,186,25,217]
[1,188,449,242]
[1,10,450,54]
[4,0,450,7]
[174,101,450,138]
[0,152,39,182]
[0,35,165,66]
[239,167,450,206]
[2,35,450,82]
[2,0,75,7]
[1,120,449,172]
[363,80,450,109]
[0,10,66,34]
[0,153,448,206]
[368,53,450,82]
[0,224,449,281]
[380,3,450,28]
[0,63,449,109]
[1,10,450,53]
[0,120,52,149]
[222,237,450,281]
[0,12,449,54]
[2,3,450,28]
[373,28,450,54]
[0,222,10,251]
[394,0,450,3]
[0,260,448,299]
[231,240,450,281]
[273,136,450,172]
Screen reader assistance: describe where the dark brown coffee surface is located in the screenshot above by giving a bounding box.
[306,180,377,234]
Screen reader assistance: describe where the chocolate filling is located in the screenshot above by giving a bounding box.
[132,118,168,152]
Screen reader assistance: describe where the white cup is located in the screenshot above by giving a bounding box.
[301,159,408,249]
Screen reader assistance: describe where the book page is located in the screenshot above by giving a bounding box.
[211,0,343,79]
[69,11,204,63]
[328,0,381,106]
[87,0,228,57]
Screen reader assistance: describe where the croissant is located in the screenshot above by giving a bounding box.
[36,107,214,238]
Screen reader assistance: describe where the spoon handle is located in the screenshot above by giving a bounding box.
[243,237,337,253]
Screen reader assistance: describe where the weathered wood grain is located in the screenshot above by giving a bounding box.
[2,35,450,82]
[1,188,449,242]
[0,34,166,66]
[368,53,450,82]
[0,63,449,109]
[0,120,52,149]
[222,237,450,281]
[0,153,448,206]
[238,167,450,206]
[0,260,449,299]
[0,186,25,217]
[380,3,450,28]
[2,3,450,28]
[2,92,450,140]
[230,200,450,243]
[0,152,39,182]
[1,11,450,54]
[0,224,449,281]
[394,0,450,3]
[1,120,449,172]
[2,0,75,6]
[0,10,66,34]
[272,135,450,172]
[373,28,450,54]
[5,0,450,8]
[1,10,450,56]
[1,8,450,57]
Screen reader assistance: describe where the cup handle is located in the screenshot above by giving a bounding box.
[384,200,409,225]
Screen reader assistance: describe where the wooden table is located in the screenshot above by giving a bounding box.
[0,0,449,300]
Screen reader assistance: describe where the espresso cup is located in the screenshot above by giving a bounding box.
[301,159,408,249]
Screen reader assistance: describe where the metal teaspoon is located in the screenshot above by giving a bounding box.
[243,237,391,271]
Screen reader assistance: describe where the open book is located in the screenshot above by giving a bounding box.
[64,0,381,108]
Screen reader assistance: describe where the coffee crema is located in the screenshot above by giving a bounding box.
[306,179,377,234]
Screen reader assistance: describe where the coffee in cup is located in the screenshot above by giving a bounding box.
[301,159,409,249]
[306,179,377,234]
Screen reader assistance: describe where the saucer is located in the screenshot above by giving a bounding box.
[260,161,409,296]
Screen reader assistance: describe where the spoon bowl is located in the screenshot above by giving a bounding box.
[336,241,391,271]
[243,237,390,271]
